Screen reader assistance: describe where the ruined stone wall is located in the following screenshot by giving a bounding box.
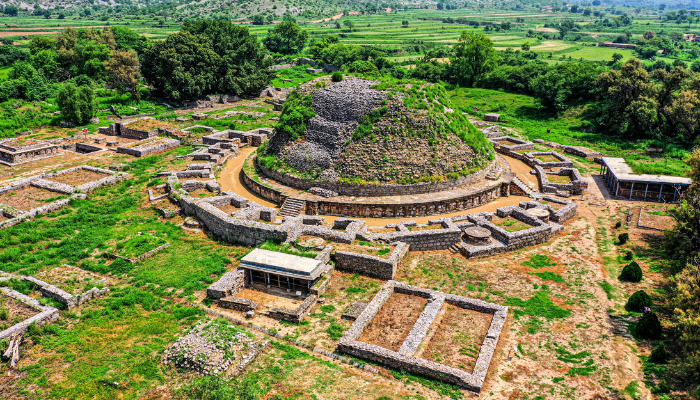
[338,281,507,393]
[333,242,409,279]
[268,294,317,323]
[180,199,287,246]
[0,288,59,340]
[219,296,257,312]
[207,268,247,299]
[380,225,461,251]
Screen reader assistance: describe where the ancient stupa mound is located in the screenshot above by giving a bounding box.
[263,77,493,185]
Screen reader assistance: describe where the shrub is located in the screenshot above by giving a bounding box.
[618,232,630,245]
[653,379,672,394]
[636,312,662,339]
[623,250,634,261]
[56,82,97,125]
[625,290,653,312]
[614,221,622,229]
[0,306,7,320]
[331,71,343,82]
[619,261,643,282]
[649,343,669,364]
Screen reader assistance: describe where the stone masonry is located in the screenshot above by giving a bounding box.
[338,281,507,393]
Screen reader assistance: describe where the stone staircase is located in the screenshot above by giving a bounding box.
[512,177,539,198]
[486,166,504,181]
[280,197,306,217]
[448,242,464,254]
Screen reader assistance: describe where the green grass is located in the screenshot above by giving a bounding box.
[447,87,690,177]
[522,254,557,269]
[115,235,168,260]
[529,271,565,284]
[259,240,319,259]
[18,287,203,399]
[504,291,571,320]
[598,281,615,300]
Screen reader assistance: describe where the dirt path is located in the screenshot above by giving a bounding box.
[217,149,530,226]
[500,153,538,189]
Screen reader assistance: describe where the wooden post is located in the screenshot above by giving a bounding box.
[249,269,253,285]
[615,178,620,197]
[658,184,664,202]
[287,276,291,292]
[644,184,649,201]
[673,187,677,202]
[630,182,634,200]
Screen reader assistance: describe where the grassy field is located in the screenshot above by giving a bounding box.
[447,87,691,176]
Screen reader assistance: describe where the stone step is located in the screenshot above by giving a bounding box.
[280,197,306,217]
[448,242,463,254]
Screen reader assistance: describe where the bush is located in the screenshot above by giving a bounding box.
[653,378,672,394]
[618,232,630,245]
[623,250,634,261]
[636,312,662,340]
[649,343,669,364]
[56,83,97,125]
[346,60,379,75]
[625,290,653,312]
[619,261,643,282]
[331,71,343,82]
[614,221,622,229]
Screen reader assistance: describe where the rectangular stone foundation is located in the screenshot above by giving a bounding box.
[338,281,507,393]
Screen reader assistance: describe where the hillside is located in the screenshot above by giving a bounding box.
[263,77,493,185]
[6,0,436,21]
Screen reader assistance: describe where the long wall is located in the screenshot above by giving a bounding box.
[256,157,494,197]
[243,163,505,219]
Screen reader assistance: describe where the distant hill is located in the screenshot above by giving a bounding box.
[4,0,436,23]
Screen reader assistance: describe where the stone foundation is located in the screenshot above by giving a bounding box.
[338,281,507,393]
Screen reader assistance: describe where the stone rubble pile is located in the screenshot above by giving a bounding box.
[162,320,263,376]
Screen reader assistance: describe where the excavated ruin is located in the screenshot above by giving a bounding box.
[265,78,493,185]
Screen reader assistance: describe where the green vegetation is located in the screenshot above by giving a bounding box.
[529,271,565,284]
[618,233,630,245]
[619,261,643,282]
[522,254,557,269]
[114,235,167,260]
[326,319,345,340]
[505,291,571,320]
[273,92,315,141]
[635,312,663,340]
[626,290,653,312]
[141,21,273,100]
[259,240,319,259]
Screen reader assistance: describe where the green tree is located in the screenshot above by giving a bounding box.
[343,19,355,31]
[262,20,309,55]
[56,83,97,124]
[105,49,141,99]
[521,42,531,51]
[612,52,623,63]
[142,21,272,100]
[449,31,497,87]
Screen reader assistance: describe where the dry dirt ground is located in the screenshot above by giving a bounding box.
[0,185,65,211]
[358,292,428,351]
[48,169,110,185]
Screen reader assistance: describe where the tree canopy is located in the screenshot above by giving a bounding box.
[449,31,497,87]
[141,20,273,100]
[262,21,309,55]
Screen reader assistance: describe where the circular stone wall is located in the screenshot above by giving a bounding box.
[242,156,510,219]
[256,156,495,197]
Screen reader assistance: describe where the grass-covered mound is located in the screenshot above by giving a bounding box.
[261,76,494,186]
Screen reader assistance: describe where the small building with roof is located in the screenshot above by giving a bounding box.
[240,249,326,295]
[599,157,692,202]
